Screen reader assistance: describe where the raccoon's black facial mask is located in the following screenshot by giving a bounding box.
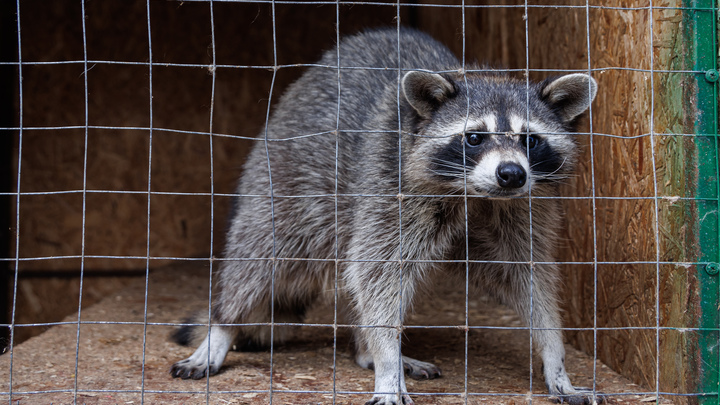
[522,134,566,183]
[429,132,486,182]
[429,131,566,192]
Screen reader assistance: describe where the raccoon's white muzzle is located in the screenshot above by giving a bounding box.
[468,150,530,196]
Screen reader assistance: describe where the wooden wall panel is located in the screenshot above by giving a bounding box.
[11,1,408,271]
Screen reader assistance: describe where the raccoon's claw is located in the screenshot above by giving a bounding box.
[403,357,442,380]
[550,387,606,405]
[364,393,414,405]
[169,360,219,380]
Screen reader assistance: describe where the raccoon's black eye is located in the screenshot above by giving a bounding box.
[522,134,540,149]
[465,133,482,147]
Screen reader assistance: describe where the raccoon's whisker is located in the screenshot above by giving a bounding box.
[432,163,466,172]
[462,155,479,165]
[533,172,576,186]
[547,157,568,176]
[531,157,569,180]
[532,158,574,185]
[430,170,466,179]
[537,172,577,180]
[429,160,469,173]
[537,174,570,181]
[536,176,572,186]
[534,172,569,180]
[530,158,561,170]
[430,155,478,166]
[435,171,469,179]
[429,157,467,169]
[451,184,471,194]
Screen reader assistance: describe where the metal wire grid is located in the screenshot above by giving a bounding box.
[3,0,717,404]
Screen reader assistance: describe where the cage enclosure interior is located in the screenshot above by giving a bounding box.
[2,0,719,404]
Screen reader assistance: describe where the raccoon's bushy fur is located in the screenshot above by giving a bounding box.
[170,27,599,405]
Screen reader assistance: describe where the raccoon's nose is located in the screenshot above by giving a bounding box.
[496,163,527,189]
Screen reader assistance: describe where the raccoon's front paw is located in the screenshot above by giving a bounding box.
[364,393,414,405]
[169,359,220,380]
[550,387,606,405]
[402,356,442,380]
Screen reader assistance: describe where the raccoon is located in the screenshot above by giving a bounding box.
[170,27,599,405]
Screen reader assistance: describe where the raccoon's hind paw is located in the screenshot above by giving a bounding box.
[169,359,220,380]
[550,387,606,405]
[364,393,414,405]
[402,356,442,380]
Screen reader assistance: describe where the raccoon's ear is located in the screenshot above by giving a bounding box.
[402,71,455,118]
[541,73,598,123]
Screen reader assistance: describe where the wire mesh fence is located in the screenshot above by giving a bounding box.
[1,0,718,404]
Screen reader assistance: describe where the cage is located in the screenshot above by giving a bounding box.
[1,0,718,404]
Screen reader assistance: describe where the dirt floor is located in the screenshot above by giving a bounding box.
[1,263,667,404]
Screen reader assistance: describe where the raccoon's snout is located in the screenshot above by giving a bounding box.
[496,162,527,189]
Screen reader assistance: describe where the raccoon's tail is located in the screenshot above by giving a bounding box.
[170,312,279,352]
[170,316,202,347]
[170,313,215,347]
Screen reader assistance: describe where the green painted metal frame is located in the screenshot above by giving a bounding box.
[686,0,720,403]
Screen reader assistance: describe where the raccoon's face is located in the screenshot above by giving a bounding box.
[402,71,597,197]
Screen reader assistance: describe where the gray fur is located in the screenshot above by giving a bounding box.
[170,27,600,405]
